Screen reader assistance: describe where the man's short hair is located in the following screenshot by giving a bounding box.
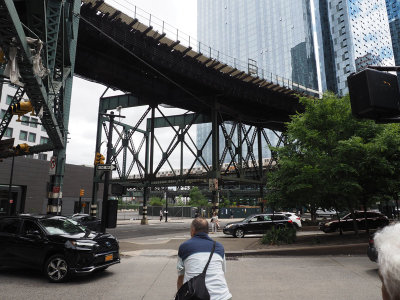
[191,217,208,234]
[374,223,400,299]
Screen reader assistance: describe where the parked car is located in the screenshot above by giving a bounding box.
[316,208,337,218]
[277,212,302,228]
[223,213,294,238]
[71,214,101,232]
[319,211,389,233]
[0,215,120,282]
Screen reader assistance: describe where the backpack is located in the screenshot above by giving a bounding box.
[175,241,216,300]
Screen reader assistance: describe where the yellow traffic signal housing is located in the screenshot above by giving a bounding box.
[94,152,105,165]
[13,143,30,153]
[79,189,85,197]
[11,101,34,121]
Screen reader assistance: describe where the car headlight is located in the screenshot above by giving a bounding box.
[225,224,234,229]
[325,222,332,226]
[68,240,98,250]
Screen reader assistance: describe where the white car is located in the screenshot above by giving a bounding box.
[278,212,302,228]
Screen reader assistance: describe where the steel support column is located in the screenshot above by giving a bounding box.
[257,127,264,212]
[212,103,219,215]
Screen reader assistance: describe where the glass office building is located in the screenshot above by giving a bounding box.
[386,0,400,67]
[322,0,394,95]
[196,0,321,165]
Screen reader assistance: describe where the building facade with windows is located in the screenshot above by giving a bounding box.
[321,0,395,95]
[0,84,51,160]
[385,0,400,68]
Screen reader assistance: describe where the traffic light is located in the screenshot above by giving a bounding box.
[79,189,85,197]
[11,101,34,121]
[13,143,30,153]
[94,152,105,165]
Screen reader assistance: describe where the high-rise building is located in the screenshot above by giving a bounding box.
[0,84,51,161]
[196,0,321,165]
[385,0,400,67]
[320,0,395,95]
[196,0,395,164]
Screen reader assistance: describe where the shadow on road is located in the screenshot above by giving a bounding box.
[0,266,115,284]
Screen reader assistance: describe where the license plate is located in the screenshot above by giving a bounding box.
[105,254,113,262]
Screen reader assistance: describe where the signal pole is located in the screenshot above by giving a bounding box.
[100,111,125,233]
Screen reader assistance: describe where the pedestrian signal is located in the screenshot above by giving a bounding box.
[80,189,85,197]
[94,152,105,165]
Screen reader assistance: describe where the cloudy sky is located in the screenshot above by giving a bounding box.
[67,0,197,166]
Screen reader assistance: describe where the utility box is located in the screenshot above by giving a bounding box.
[348,68,400,120]
[106,199,118,228]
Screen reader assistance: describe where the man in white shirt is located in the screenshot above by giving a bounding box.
[177,218,232,300]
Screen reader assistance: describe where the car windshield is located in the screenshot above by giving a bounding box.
[242,215,255,222]
[39,218,86,235]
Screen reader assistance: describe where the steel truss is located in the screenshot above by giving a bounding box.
[0,0,80,214]
[93,94,285,222]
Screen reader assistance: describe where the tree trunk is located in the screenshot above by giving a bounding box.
[334,200,343,235]
[349,207,359,236]
[310,204,316,222]
[363,201,369,235]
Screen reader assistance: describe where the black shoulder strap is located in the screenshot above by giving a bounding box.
[202,241,216,274]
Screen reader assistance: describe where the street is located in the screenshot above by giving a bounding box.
[0,255,381,299]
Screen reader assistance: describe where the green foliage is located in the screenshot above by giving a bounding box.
[149,197,164,206]
[175,195,185,206]
[189,187,209,207]
[220,196,231,208]
[267,92,400,221]
[261,226,297,245]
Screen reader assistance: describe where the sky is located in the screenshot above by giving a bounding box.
[67,0,197,166]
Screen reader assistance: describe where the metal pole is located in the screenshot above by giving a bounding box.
[101,112,115,233]
[257,127,264,212]
[164,191,168,222]
[211,103,219,214]
[7,153,15,215]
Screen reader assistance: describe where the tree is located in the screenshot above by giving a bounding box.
[149,197,164,206]
[267,92,397,232]
[189,187,209,207]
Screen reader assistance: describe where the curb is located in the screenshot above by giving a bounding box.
[225,243,366,257]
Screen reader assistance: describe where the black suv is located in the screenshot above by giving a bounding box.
[319,211,389,233]
[223,213,293,238]
[0,215,120,282]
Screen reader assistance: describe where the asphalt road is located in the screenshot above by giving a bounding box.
[0,255,381,300]
[108,220,192,239]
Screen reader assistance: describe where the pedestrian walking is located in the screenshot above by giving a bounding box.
[176,218,232,300]
[210,212,219,233]
[159,209,163,221]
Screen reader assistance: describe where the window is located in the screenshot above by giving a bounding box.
[6,95,13,105]
[40,136,49,144]
[21,220,42,236]
[21,116,29,126]
[30,117,38,128]
[28,132,36,143]
[264,215,272,221]
[4,127,13,138]
[38,153,47,160]
[271,215,285,221]
[41,125,46,132]
[19,130,27,141]
[0,218,21,234]
[0,109,6,119]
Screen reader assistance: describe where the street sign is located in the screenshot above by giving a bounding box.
[97,164,116,171]
[49,156,57,175]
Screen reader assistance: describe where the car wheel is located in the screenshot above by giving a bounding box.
[234,228,245,238]
[45,254,70,283]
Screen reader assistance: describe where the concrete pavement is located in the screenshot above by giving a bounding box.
[0,255,381,299]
